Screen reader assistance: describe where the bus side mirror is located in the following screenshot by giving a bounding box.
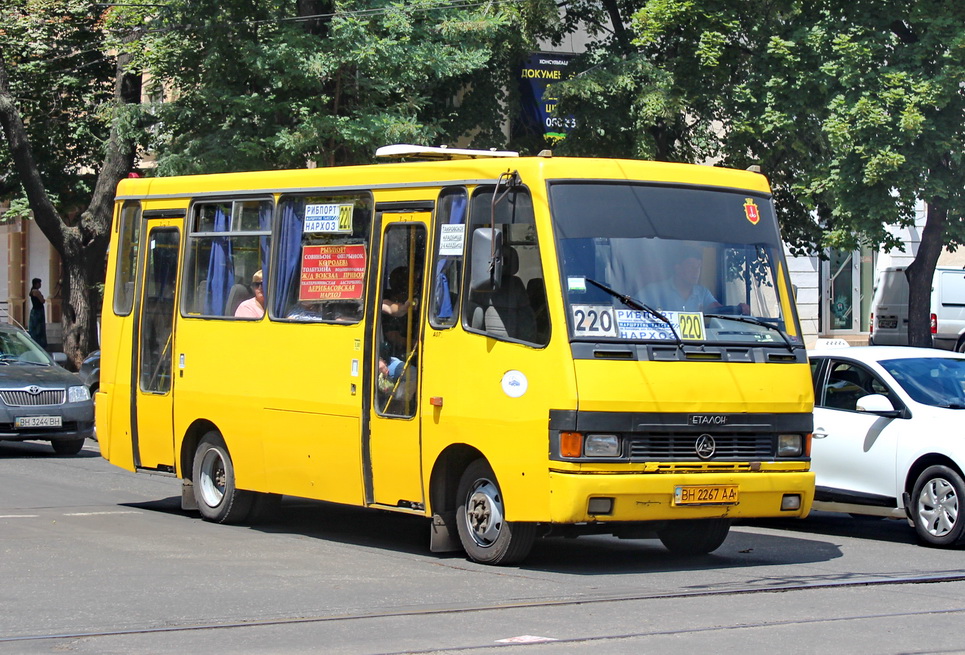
[470,228,503,292]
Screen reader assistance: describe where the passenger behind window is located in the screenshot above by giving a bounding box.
[381,266,416,357]
[234,270,265,319]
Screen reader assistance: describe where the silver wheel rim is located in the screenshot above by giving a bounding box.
[918,477,959,538]
[465,479,504,548]
[198,447,227,508]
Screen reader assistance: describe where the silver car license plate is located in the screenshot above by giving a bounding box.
[15,416,63,428]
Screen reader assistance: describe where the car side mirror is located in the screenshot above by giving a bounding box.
[856,393,900,417]
[52,352,68,366]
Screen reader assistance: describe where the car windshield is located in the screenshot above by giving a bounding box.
[0,329,53,365]
[550,182,802,346]
[881,357,965,408]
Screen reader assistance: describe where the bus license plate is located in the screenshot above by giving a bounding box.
[674,485,739,505]
[15,416,62,429]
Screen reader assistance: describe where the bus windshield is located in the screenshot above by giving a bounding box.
[550,182,801,347]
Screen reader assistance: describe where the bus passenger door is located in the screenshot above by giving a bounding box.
[366,214,430,509]
[133,223,181,471]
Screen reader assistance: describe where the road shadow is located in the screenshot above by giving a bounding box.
[746,510,921,547]
[0,438,100,459]
[124,494,845,575]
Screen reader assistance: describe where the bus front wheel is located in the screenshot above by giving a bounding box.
[455,459,536,565]
[192,432,253,524]
[658,518,730,555]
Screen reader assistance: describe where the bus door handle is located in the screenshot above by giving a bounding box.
[812,428,828,439]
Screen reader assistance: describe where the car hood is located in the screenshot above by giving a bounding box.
[0,364,82,388]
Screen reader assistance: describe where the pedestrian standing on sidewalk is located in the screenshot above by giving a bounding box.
[28,278,48,348]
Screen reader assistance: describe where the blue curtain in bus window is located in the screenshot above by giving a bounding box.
[259,203,271,284]
[273,200,304,317]
[434,194,466,320]
[204,206,234,315]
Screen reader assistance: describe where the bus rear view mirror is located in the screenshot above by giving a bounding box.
[471,227,503,292]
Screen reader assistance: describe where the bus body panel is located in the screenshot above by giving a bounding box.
[573,359,814,415]
[172,319,367,505]
[420,329,578,523]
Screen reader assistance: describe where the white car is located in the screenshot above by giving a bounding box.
[809,345,965,547]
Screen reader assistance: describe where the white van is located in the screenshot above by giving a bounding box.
[870,266,965,350]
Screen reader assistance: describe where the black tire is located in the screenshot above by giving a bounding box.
[51,438,85,456]
[657,519,730,555]
[911,465,965,547]
[455,459,536,565]
[192,431,253,524]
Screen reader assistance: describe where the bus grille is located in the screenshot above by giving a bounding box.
[0,390,65,407]
[628,434,774,460]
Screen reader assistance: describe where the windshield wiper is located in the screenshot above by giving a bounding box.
[585,278,682,345]
[704,313,796,353]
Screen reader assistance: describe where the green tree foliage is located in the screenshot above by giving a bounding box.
[0,0,139,366]
[549,1,965,346]
[0,0,116,206]
[109,0,547,174]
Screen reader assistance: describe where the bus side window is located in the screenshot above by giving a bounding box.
[112,202,141,316]
[181,199,272,319]
[464,187,549,346]
[271,193,373,323]
[428,188,467,329]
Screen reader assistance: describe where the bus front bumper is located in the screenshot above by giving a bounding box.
[547,469,815,523]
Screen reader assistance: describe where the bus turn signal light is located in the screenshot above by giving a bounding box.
[560,431,582,458]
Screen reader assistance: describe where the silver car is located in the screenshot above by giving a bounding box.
[0,325,94,455]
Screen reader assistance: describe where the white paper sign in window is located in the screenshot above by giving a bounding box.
[304,203,354,234]
[438,224,465,257]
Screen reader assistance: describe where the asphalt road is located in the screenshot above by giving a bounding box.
[2,438,965,654]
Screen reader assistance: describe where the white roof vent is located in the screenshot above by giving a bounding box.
[375,144,519,161]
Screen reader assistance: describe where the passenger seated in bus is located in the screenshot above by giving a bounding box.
[234,270,265,318]
[643,248,749,314]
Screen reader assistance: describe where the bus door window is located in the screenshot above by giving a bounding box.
[375,224,427,417]
[428,188,468,329]
[113,202,141,316]
[140,228,180,393]
[272,194,373,323]
[181,199,273,319]
[465,186,549,345]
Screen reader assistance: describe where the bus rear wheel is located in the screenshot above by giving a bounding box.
[455,459,536,565]
[192,431,253,524]
[658,518,730,555]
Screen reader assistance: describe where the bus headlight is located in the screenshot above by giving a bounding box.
[585,434,620,457]
[777,434,803,457]
[68,386,91,403]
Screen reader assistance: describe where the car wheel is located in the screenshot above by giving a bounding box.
[455,459,536,565]
[658,519,730,554]
[957,339,965,354]
[192,431,253,524]
[51,438,85,456]
[911,465,965,547]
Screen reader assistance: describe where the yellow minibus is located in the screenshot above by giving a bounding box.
[98,145,814,564]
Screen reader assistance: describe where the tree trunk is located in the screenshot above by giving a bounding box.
[906,201,947,348]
